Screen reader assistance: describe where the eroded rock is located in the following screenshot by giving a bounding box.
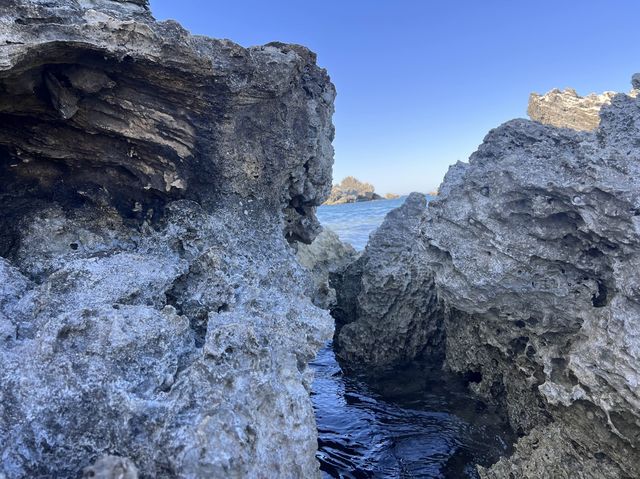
[425,78,640,477]
[527,82,640,132]
[528,88,616,130]
[332,76,640,477]
[0,1,334,477]
[332,193,443,369]
[0,0,335,249]
[83,455,138,479]
[296,228,356,309]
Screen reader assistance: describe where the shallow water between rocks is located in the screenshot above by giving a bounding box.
[312,198,515,478]
[310,344,514,478]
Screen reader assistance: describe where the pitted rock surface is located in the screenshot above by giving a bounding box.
[426,81,640,477]
[296,228,356,309]
[332,193,443,369]
[0,1,334,477]
[82,455,139,479]
[332,77,640,477]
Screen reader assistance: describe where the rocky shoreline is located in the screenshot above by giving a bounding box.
[319,77,640,477]
[1,1,639,477]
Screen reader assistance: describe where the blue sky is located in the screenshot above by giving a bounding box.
[151,0,640,194]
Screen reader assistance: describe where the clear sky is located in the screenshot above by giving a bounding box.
[151,0,640,195]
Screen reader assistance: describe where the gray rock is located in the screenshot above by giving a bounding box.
[296,228,356,309]
[333,193,443,369]
[425,84,640,477]
[528,87,617,130]
[0,0,335,248]
[0,1,334,477]
[333,78,640,476]
[83,455,139,479]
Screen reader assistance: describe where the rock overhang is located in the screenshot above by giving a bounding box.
[0,0,336,253]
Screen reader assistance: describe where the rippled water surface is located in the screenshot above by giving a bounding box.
[317,197,411,250]
[311,345,514,478]
[312,198,514,478]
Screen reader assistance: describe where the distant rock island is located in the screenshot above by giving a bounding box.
[324,176,387,205]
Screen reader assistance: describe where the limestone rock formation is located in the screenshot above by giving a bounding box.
[431,80,640,477]
[384,192,400,199]
[296,228,356,309]
[0,1,335,477]
[333,76,640,477]
[332,193,442,369]
[324,176,382,205]
[528,88,617,131]
[0,0,335,246]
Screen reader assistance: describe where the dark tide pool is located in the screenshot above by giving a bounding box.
[310,344,514,478]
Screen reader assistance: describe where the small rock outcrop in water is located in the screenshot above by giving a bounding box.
[0,0,335,477]
[528,88,617,130]
[335,77,640,477]
[332,193,443,369]
[324,176,383,205]
[296,228,356,309]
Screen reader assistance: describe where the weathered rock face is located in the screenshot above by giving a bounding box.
[528,88,617,131]
[0,0,335,246]
[332,193,443,369]
[332,77,640,477]
[424,81,640,477]
[0,1,335,477]
[324,176,382,205]
[296,228,356,309]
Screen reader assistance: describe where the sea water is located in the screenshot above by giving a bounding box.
[316,196,411,250]
[311,197,514,478]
